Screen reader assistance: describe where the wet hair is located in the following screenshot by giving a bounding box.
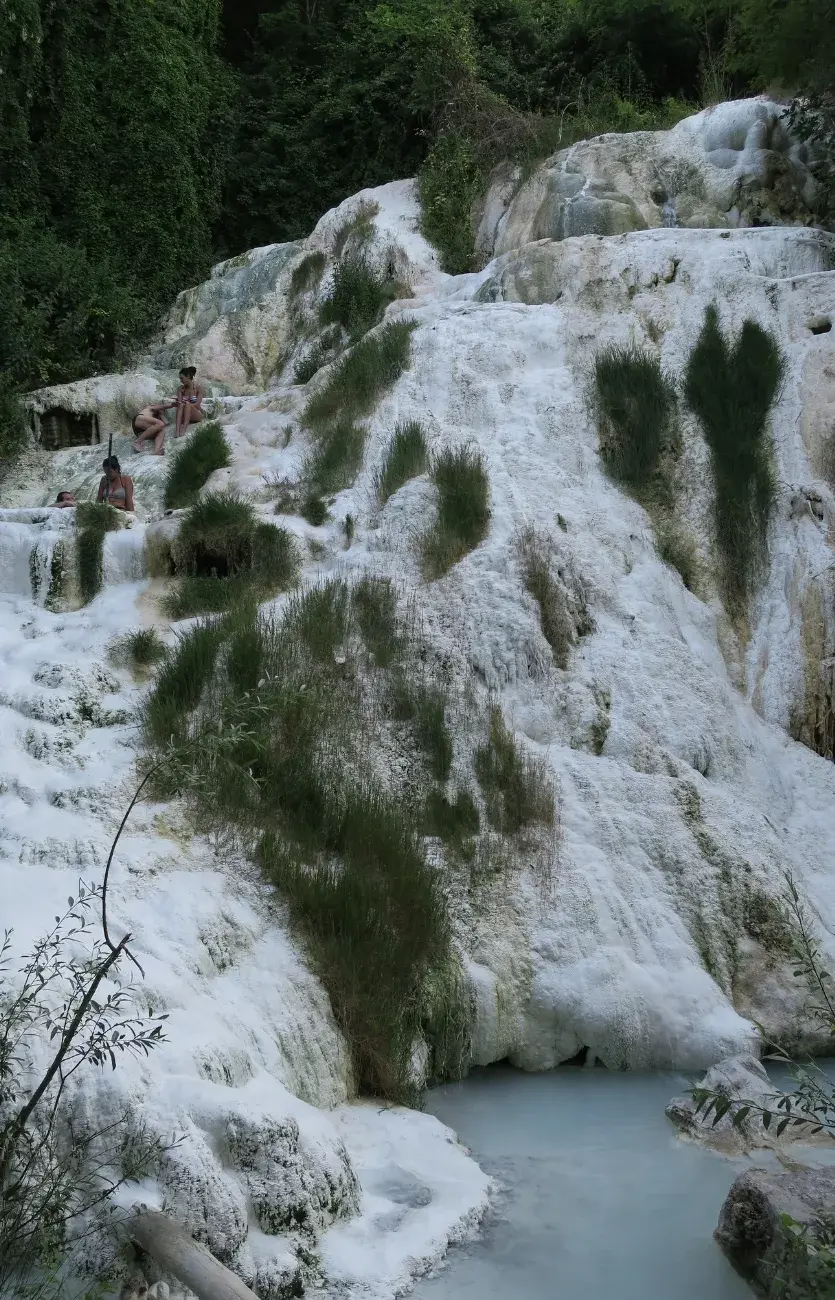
[56,491,73,502]
[102,456,121,472]
[179,366,197,380]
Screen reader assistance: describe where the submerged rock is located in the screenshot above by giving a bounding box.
[666,1054,781,1152]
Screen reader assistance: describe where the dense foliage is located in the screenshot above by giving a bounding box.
[0,0,832,450]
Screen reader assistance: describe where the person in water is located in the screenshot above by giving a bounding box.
[173,366,205,439]
[97,456,134,512]
[132,401,174,455]
[54,491,77,508]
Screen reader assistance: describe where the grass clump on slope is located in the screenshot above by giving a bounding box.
[110,627,167,675]
[303,319,416,433]
[376,420,429,504]
[76,502,124,605]
[517,527,593,670]
[141,580,465,1102]
[300,318,417,503]
[290,250,326,297]
[684,304,783,616]
[593,345,678,505]
[319,254,401,343]
[166,491,300,619]
[421,446,491,579]
[163,421,231,511]
[475,707,555,835]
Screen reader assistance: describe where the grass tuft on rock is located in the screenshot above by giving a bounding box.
[657,525,699,592]
[76,503,124,605]
[475,707,555,834]
[165,491,300,618]
[517,527,592,670]
[684,304,783,616]
[305,418,367,496]
[163,421,231,511]
[143,618,225,748]
[319,254,400,343]
[290,250,326,297]
[110,627,167,673]
[376,420,429,504]
[301,495,329,526]
[593,345,678,504]
[353,576,403,668]
[293,328,340,386]
[303,320,416,434]
[421,446,491,579]
[423,787,480,846]
[392,676,453,781]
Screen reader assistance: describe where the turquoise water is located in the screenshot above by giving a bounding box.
[416,1065,756,1300]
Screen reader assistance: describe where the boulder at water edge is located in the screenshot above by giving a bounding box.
[715,1167,835,1292]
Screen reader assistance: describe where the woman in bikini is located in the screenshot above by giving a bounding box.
[173,366,205,439]
[132,402,174,455]
[97,457,135,512]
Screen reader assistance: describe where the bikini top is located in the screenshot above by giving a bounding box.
[103,476,127,501]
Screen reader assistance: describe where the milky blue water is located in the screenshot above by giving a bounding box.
[417,1065,757,1300]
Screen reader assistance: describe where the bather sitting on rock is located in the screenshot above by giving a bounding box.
[172,366,205,439]
[54,491,77,508]
[97,456,134,512]
[132,402,174,455]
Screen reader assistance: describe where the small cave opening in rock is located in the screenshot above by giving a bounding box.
[808,317,832,336]
[38,407,100,451]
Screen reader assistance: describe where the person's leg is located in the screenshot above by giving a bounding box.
[175,401,187,438]
[187,405,204,428]
[152,418,166,454]
[132,418,154,452]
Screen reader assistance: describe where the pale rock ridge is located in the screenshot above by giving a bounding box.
[477,97,818,260]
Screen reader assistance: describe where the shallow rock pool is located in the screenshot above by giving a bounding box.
[416,1065,761,1300]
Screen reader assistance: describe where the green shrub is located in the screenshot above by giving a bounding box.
[423,787,480,844]
[353,576,402,668]
[475,707,555,834]
[392,676,453,782]
[290,250,326,296]
[419,131,485,276]
[143,619,224,748]
[110,627,167,672]
[593,345,678,502]
[162,420,231,511]
[173,492,261,578]
[376,420,429,504]
[301,495,329,526]
[657,525,698,592]
[75,503,124,605]
[319,254,399,343]
[142,584,463,1102]
[164,575,255,619]
[303,320,416,433]
[421,446,491,579]
[163,421,227,504]
[166,491,300,617]
[306,418,367,495]
[684,305,783,615]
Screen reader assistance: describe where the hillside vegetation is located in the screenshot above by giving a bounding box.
[1,0,832,465]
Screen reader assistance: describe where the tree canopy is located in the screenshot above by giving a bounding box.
[0,0,832,433]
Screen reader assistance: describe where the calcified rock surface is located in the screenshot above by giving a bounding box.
[4,98,835,1294]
